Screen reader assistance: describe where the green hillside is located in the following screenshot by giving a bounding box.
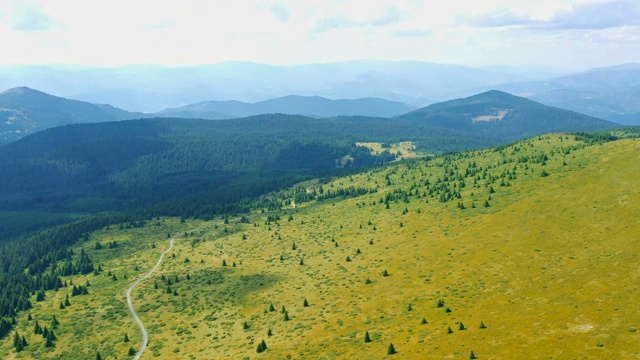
[1,129,639,359]
[0,115,495,242]
[398,90,618,139]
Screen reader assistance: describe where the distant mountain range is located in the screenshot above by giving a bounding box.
[1,61,638,125]
[0,87,417,143]
[155,95,416,119]
[0,61,552,112]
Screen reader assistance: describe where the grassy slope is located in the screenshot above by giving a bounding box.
[3,135,640,359]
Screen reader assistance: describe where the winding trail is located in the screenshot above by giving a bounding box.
[126,234,179,360]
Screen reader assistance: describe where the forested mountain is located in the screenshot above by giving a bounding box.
[0,114,492,242]
[155,95,416,119]
[397,90,619,139]
[0,87,143,144]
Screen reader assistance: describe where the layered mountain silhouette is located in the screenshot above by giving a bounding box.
[155,95,416,119]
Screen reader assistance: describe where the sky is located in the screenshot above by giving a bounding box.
[0,0,639,70]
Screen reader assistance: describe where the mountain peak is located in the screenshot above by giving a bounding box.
[1,86,40,96]
[396,90,616,139]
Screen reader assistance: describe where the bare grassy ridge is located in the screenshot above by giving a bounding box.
[3,135,640,359]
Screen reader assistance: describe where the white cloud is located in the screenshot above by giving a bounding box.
[0,0,637,69]
[6,0,55,31]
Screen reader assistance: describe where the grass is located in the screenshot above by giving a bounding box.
[2,134,640,359]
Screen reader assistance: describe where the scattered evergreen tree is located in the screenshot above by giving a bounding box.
[365,277,372,284]
[445,307,452,313]
[346,256,351,262]
[128,347,136,356]
[243,321,250,330]
[387,343,396,355]
[364,331,371,343]
[269,303,275,312]
[303,298,309,307]
[480,321,487,329]
[299,258,304,265]
[96,351,102,360]
[256,339,267,353]
[14,330,24,352]
[470,350,477,359]
[267,328,273,336]
[283,311,290,321]
[421,317,427,324]
[124,333,130,342]
[34,320,42,335]
[437,299,444,308]
[382,269,389,277]
[222,259,227,266]
[407,304,412,311]
[459,322,466,330]
[447,326,453,334]
[51,315,60,329]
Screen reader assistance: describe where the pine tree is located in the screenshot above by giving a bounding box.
[421,317,427,325]
[387,343,396,355]
[459,322,466,330]
[382,269,389,277]
[34,320,42,335]
[124,333,130,342]
[447,326,453,334]
[283,311,290,321]
[480,321,487,329]
[14,330,23,351]
[364,331,371,343]
[269,303,275,312]
[44,330,54,347]
[470,350,477,359]
[267,328,273,336]
[51,315,60,329]
[96,351,102,360]
[365,277,372,284]
[243,321,250,330]
[303,298,309,307]
[256,339,267,353]
[128,347,136,356]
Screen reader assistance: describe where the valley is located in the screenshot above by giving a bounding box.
[2,132,639,359]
